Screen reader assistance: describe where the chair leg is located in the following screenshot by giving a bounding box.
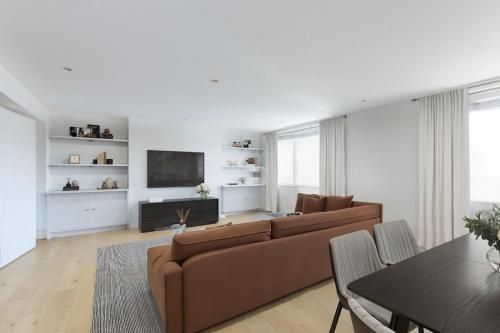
[330,301,343,333]
[418,325,424,333]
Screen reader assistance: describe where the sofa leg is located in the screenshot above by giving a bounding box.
[330,301,343,333]
[418,325,424,333]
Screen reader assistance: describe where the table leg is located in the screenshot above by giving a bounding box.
[390,314,410,333]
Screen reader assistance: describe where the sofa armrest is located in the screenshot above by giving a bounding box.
[351,201,383,222]
[148,247,183,333]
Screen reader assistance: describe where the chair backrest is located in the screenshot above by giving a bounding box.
[374,220,419,265]
[348,298,395,333]
[329,230,385,306]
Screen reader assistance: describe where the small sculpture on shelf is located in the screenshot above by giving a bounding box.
[63,178,80,191]
[101,128,114,139]
[99,177,118,190]
[231,141,243,148]
[246,157,257,166]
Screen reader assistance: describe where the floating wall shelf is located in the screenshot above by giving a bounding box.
[46,189,129,195]
[49,135,129,144]
[222,146,264,151]
[221,184,266,188]
[48,163,129,168]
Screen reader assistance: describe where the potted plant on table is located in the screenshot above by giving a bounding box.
[196,183,210,199]
[464,204,500,272]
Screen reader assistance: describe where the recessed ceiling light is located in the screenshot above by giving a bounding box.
[361,99,367,103]
[62,67,73,72]
[210,79,219,83]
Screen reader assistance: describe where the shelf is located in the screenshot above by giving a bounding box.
[222,165,263,170]
[46,189,129,195]
[49,135,129,144]
[223,146,264,151]
[221,184,266,188]
[48,163,128,167]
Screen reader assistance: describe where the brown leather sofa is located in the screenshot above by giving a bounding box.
[147,200,383,333]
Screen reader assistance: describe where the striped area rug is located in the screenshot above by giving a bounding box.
[91,237,171,333]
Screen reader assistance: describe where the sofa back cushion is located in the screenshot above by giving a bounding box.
[170,220,271,261]
[294,193,321,213]
[324,195,354,212]
[271,204,381,238]
[302,196,325,214]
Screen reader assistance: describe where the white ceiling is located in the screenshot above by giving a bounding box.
[1,0,500,131]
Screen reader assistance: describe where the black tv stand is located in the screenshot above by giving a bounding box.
[138,197,219,232]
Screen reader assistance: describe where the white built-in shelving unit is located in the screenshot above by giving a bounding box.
[45,117,129,239]
[220,144,266,214]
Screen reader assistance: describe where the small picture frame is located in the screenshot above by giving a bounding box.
[69,154,80,164]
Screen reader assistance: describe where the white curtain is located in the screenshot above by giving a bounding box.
[319,116,346,195]
[418,88,469,249]
[264,131,278,211]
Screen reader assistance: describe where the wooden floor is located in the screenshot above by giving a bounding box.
[0,213,355,333]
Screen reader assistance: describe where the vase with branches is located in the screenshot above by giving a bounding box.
[172,208,190,235]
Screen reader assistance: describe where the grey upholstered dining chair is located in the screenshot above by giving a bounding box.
[374,220,420,265]
[348,297,396,333]
[329,230,391,333]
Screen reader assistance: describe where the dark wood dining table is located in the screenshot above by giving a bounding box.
[348,234,500,333]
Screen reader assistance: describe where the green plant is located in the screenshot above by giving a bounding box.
[464,204,500,251]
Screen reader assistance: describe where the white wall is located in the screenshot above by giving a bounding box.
[0,107,36,267]
[36,120,48,237]
[128,117,262,228]
[0,65,49,123]
[0,65,50,240]
[346,100,419,235]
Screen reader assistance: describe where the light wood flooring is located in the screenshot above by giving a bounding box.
[0,213,355,333]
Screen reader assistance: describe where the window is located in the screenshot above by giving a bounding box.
[470,106,500,202]
[277,126,319,188]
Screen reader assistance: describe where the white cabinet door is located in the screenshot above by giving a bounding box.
[47,194,92,232]
[90,192,128,228]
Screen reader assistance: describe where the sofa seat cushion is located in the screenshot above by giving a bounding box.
[324,195,354,212]
[295,193,321,213]
[302,196,325,214]
[271,205,381,238]
[171,221,271,261]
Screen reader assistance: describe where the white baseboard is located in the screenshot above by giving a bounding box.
[46,225,127,239]
[222,209,264,216]
[37,230,47,240]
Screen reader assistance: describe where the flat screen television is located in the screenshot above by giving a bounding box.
[147,150,204,188]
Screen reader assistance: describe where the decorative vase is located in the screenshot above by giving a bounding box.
[171,223,186,235]
[200,192,209,199]
[486,247,500,272]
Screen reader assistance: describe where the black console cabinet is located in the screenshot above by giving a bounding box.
[139,197,219,232]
